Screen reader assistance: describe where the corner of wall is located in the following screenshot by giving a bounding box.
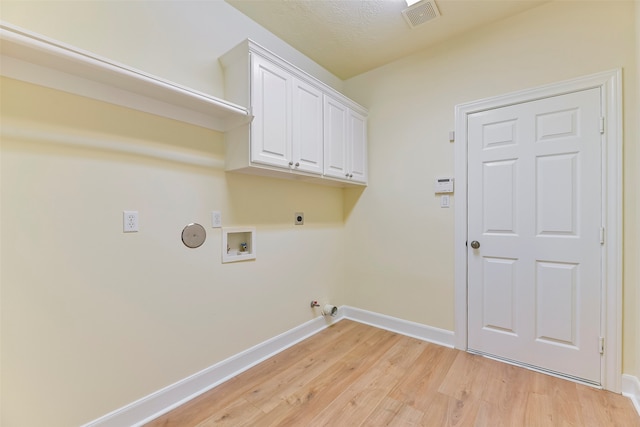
[622,374,640,417]
[635,0,640,385]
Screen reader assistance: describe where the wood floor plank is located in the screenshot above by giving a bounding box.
[146,320,362,427]
[254,329,403,426]
[388,342,458,409]
[542,373,584,426]
[438,351,489,402]
[145,320,640,427]
[192,398,262,427]
[307,369,395,425]
[307,335,424,426]
[524,391,555,427]
[418,391,480,427]
[243,321,379,413]
[474,357,531,426]
[363,396,424,426]
[576,384,640,427]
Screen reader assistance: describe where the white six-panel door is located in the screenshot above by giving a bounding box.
[467,88,603,384]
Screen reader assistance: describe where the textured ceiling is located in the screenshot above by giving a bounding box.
[226,0,548,80]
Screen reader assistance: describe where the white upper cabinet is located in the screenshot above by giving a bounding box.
[250,54,324,174]
[323,95,368,184]
[220,39,367,186]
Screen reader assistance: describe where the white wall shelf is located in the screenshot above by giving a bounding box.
[222,227,256,263]
[0,22,251,132]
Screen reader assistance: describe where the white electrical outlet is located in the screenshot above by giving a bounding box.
[211,211,222,228]
[123,211,139,232]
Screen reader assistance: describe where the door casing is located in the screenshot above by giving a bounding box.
[453,69,623,392]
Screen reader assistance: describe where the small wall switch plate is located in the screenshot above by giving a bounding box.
[123,211,139,232]
[440,195,450,208]
[211,211,222,228]
[294,212,304,225]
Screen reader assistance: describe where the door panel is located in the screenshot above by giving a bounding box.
[536,261,578,345]
[467,88,602,384]
[483,160,517,234]
[348,108,368,183]
[292,79,323,174]
[536,108,579,141]
[323,96,348,178]
[482,257,517,334]
[536,154,578,235]
[251,55,291,168]
[482,119,517,149]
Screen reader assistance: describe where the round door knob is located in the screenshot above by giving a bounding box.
[470,240,480,249]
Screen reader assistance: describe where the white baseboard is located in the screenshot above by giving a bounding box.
[339,305,455,348]
[81,315,333,427]
[622,374,640,417]
[82,307,456,426]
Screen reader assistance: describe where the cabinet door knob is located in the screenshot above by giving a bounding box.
[288,161,293,166]
[295,162,300,167]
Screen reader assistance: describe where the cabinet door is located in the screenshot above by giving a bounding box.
[323,95,348,179]
[292,79,323,175]
[347,109,368,183]
[251,54,292,169]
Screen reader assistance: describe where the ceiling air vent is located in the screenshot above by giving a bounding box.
[402,0,441,29]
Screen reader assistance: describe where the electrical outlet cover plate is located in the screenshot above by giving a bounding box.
[211,211,222,228]
[123,211,139,232]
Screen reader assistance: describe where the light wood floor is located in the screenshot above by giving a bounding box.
[146,320,639,426]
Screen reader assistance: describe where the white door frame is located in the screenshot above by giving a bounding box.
[454,69,623,392]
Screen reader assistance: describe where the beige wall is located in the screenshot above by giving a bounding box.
[0,0,343,97]
[1,1,639,426]
[0,2,345,426]
[1,80,350,425]
[343,0,639,375]
[1,79,347,426]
